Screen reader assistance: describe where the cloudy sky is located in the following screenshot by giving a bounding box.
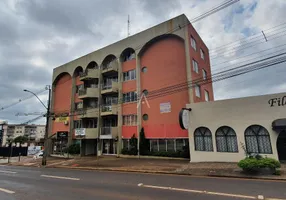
[0,0,285,124]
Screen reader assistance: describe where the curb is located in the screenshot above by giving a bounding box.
[44,165,286,182]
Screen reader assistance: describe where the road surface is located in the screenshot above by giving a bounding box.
[0,165,285,200]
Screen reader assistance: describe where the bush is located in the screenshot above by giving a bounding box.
[238,157,281,173]
[63,144,80,155]
[121,148,138,155]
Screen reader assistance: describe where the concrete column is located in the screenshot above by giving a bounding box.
[98,65,103,156]
[117,58,123,157]
[136,53,141,155]
[69,76,76,146]
[184,25,194,103]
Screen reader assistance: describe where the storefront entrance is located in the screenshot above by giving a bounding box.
[102,139,116,154]
[277,131,286,162]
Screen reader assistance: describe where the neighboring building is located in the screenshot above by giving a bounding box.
[51,14,214,156]
[186,92,286,162]
[3,124,45,146]
[0,121,8,147]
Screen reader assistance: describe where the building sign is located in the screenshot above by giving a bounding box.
[57,131,68,138]
[28,146,42,155]
[160,102,171,113]
[75,128,86,137]
[55,117,69,123]
[179,108,190,130]
[268,96,286,107]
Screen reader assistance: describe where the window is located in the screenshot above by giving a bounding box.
[150,140,158,152]
[195,84,201,98]
[194,127,213,151]
[202,69,207,80]
[204,90,209,101]
[142,114,148,121]
[245,125,272,154]
[190,36,197,51]
[216,126,238,152]
[74,120,82,129]
[192,59,199,73]
[85,119,97,128]
[200,49,205,60]
[123,91,137,103]
[123,69,136,81]
[159,139,166,151]
[141,67,147,73]
[122,139,129,150]
[123,115,137,126]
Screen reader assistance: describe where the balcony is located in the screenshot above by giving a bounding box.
[101,60,118,75]
[101,105,118,116]
[78,86,99,99]
[100,127,118,139]
[75,128,99,139]
[77,107,99,119]
[79,69,99,81]
[101,81,118,94]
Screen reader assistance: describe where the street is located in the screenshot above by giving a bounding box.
[0,165,285,200]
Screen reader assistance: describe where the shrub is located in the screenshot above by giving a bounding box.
[238,157,281,173]
[64,144,80,155]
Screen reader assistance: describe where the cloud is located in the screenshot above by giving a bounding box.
[0,0,285,124]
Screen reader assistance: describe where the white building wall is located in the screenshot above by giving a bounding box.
[187,92,286,162]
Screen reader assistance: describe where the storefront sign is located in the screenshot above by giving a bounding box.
[268,96,286,107]
[160,102,171,113]
[28,146,42,155]
[75,128,86,137]
[57,131,68,138]
[55,116,69,123]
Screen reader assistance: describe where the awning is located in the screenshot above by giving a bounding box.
[272,119,286,131]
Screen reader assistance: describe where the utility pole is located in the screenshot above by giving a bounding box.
[42,85,51,166]
[23,85,51,166]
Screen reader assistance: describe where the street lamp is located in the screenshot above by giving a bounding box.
[23,85,51,166]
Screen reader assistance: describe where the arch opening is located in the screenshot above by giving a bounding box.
[73,66,84,78]
[86,61,99,70]
[101,54,116,70]
[120,48,135,62]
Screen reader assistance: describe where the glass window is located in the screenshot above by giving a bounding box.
[216,126,238,153]
[176,139,184,151]
[204,90,209,101]
[192,59,199,73]
[142,90,148,96]
[191,36,197,51]
[167,139,175,152]
[194,127,213,151]
[159,139,166,151]
[202,69,207,80]
[195,84,201,98]
[123,69,136,81]
[150,139,158,152]
[245,125,272,154]
[200,49,205,60]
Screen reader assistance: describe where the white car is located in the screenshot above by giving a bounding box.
[33,151,43,159]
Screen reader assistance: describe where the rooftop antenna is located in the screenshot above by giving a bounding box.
[127,14,130,37]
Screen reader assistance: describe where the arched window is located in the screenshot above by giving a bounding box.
[216,126,238,152]
[244,125,272,154]
[194,127,213,151]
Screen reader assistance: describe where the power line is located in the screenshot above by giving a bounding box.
[20,115,45,125]
[52,52,286,118]
[0,88,47,112]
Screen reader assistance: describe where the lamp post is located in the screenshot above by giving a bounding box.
[24,85,51,166]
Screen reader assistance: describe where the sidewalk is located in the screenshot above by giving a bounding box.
[7,155,286,181]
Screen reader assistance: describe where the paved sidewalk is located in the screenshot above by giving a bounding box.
[6,155,286,181]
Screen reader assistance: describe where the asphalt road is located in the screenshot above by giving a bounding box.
[0,165,285,200]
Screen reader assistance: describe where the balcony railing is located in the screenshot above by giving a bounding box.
[101,127,112,135]
[101,105,112,112]
[79,69,99,78]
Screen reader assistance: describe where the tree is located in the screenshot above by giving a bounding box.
[14,136,28,147]
[129,134,138,155]
[139,128,150,155]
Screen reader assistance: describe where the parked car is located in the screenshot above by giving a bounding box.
[33,150,43,159]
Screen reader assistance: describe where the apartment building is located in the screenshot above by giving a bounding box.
[51,14,214,156]
[4,124,45,146]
